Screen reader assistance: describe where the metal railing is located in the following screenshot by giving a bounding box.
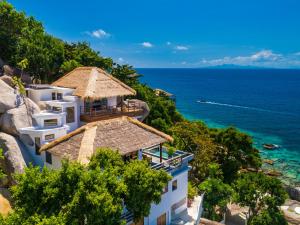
[145,150,194,172]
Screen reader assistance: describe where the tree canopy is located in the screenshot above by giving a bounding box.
[199,164,233,221]
[2,148,171,225]
[233,172,288,225]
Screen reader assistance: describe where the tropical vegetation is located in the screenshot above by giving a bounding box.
[0,1,288,224]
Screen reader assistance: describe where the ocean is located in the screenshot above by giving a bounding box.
[137,68,300,185]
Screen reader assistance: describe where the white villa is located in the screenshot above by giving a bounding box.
[14,67,202,225]
[19,67,148,166]
[39,116,196,225]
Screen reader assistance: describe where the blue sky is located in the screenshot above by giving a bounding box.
[9,0,300,68]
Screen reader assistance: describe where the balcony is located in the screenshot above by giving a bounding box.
[80,99,148,122]
[143,148,194,174]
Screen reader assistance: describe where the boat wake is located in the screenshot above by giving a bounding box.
[196,100,297,116]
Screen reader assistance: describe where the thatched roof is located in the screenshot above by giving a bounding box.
[40,116,173,164]
[52,67,136,99]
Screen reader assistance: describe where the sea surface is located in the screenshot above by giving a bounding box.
[137,68,300,185]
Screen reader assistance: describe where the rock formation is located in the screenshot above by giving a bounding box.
[0,132,29,186]
[0,98,40,136]
[0,79,18,114]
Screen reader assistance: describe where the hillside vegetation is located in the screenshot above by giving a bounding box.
[0,2,288,224]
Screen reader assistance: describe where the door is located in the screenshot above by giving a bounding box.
[157,213,166,225]
[35,137,41,155]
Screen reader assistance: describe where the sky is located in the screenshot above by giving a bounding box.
[9,0,300,68]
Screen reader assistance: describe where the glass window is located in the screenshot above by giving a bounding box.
[52,106,62,112]
[172,180,178,191]
[163,184,168,194]
[35,137,41,155]
[66,107,75,123]
[52,92,56,100]
[45,151,52,164]
[157,213,166,225]
[44,119,58,127]
[57,93,63,100]
[45,134,55,141]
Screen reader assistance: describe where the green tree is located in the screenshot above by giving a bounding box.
[0,1,27,63]
[5,148,170,225]
[199,164,233,221]
[233,172,288,224]
[59,59,82,74]
[123,160,171,222]
[0,148,5,180]
[250,208,287,225]
[212,127,262,183]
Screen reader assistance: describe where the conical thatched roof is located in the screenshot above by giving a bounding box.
[52,67,136,99]
[40,116,173,164]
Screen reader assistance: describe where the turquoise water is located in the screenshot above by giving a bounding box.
[138,68,300,185]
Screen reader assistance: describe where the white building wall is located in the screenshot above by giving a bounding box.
[145,169,188,225]
[41,153,62,170]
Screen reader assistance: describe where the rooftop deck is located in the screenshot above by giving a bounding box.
[144,149,194,174]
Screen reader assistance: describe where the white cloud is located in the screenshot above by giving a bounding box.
[86,29,110,38]
[118,57,124,62]
[141,42,153,48]
[200,50,282,66]
[175,45,189,51]
[166,41,172,46]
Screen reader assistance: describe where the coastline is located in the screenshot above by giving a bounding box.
[183,113,300,187]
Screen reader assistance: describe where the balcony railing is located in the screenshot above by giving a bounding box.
[80,100,145,121]
[144,150,194,173]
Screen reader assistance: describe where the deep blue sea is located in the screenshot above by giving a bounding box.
[137,68,300,185]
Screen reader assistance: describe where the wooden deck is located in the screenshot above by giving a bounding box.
[80,108,144,122]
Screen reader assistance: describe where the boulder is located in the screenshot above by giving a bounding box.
[285,186,300,201]
[3,65,31,84]
[0,75,14,87]
[0,98,40,136]
[263,159,274,165]
[0,132,27,186]
[0,79,18,113]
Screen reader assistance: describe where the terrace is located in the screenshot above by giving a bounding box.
[143,147,194,173]
[80,99,146,122]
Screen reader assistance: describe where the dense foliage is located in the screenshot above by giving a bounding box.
[1,149,170,225]
[199,164,233,221]
[0,148,5,180]
[171,121,261,183]
[0,2,287,224]
[233,172,288,225]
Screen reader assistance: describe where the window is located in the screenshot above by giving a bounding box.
[163,184,168,194]
[45,151,52,164]
[157,213,166,225]
[35,137,41,155]
[66,107,75,123]
[57,93,63,100]
[45,134,55,141]
[172,180,177,191]
[52,106,62,112]
[52,92,56,100]
[44,119,58,127]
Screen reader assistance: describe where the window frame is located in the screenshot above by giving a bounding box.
[44,119,58,127]
[66,106,75,123]
[45,151,52,164]
[172,180,178,191]
[45,134,55,141]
